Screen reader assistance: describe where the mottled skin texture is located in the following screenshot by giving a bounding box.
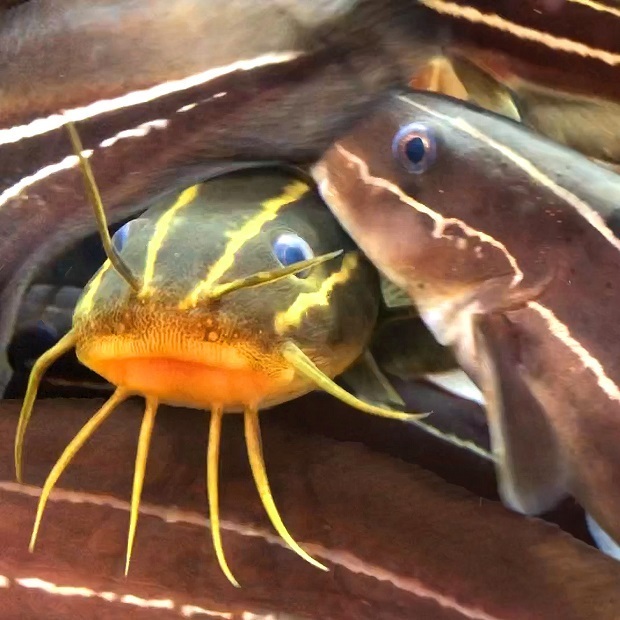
[312,89,620,544]
[73,168,379,410]
[0,0,442,394]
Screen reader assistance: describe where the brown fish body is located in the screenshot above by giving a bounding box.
[0,0,442,394]
[424,0,620,103]
[8,397,620,619]
[312,89,620,544]
[416,0,620,164]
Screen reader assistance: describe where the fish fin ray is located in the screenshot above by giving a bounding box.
[338,350,405,408]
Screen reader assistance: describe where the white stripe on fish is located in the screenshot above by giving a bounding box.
[0,53,301,145]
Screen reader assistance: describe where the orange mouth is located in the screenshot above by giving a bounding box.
[93,356,291,408]
[76,333,297,409]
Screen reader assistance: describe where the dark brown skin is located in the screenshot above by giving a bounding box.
[415,0,620,168]
[431,0,620,102]
[312,89,620,545]
[6,397,620,619]
[0,0,442,395]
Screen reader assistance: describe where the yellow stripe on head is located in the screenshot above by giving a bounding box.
[179,180,310,310]
[74,259,112,317]
[274,251,360,335]
[140,184,200,297]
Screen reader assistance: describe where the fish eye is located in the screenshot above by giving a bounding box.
[392,122,436,174]
[111,221,133,252]
[273,232,314,278]
[111,218,146,252]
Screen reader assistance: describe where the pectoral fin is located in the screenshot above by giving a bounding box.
[422,369,484,405]
[338,351,406,408]
[380,276,414,310]
[409,54,521,121]
[409,56,470,101]
[473,313,567,514]
[449,54,521,121]
[372,313,459,379]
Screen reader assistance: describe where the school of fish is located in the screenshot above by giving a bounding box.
[3,0,620,591]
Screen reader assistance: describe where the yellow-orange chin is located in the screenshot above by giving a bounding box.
[98,357,297,408]
[77,340,296,409]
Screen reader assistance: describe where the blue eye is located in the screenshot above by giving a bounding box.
[111,218,145,252]
[273,233,314,278]
[392,122,436,174]
[111,221,132,252]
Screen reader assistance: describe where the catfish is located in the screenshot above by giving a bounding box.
[0,0,442,394]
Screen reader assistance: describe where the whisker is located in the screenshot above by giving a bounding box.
[65,121,140,292]
[15,330,78,482]
[207,250,343,300]
[282,341,429,421]
[29,388,129,552]
[243,406,328,573]
[125,396,158,576]
[207,404,240,587]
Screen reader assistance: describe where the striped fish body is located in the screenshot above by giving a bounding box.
[73,169,380,411]
[312,89,620,545]
[415,0,620,164]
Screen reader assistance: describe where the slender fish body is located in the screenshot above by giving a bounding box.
[312,89,620,545]
[0,0,442,393]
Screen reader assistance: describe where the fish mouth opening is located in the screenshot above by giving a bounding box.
[76,337,295,409]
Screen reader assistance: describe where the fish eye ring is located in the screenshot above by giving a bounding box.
[392,122,436,174]
[111,217,146,253]
[272,232,314,279]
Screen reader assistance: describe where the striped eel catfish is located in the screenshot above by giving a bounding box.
[0,0,442,396]
[14,126,423,587]
[312,89,620,549]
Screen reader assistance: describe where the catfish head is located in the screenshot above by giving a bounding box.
[15,132,425,587]
[0,0,443,395]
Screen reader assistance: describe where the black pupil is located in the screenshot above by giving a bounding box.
[405,136,426,164]
[284,244,307,265]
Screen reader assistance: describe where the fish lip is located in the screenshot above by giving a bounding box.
[75,336,266,372]
[75,338,297,409]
